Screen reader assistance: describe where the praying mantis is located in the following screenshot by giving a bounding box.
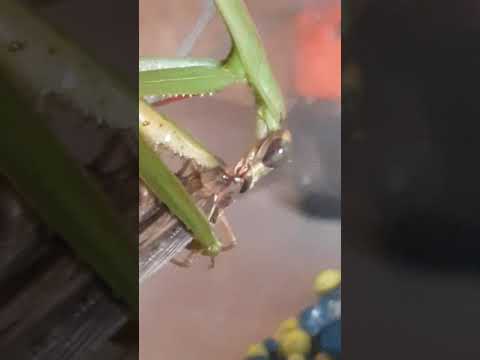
[139,0,289,272]
[0,0,290,310]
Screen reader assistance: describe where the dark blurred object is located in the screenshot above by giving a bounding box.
[0,178,49,284]
[288,1,341,220]
[0,178,131,360]
[0,119,136,360]
[289,99,340,219]
[343,0,480,358]
[344,0,480,268]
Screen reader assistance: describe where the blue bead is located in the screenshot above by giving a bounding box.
[298,304,329,336]
[299,292,340,337]
[318,287,341,304]
[317,288,341,320]
[312,320,341,357]
[263,337,280,357]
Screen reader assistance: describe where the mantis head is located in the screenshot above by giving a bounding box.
[232,129,292,193]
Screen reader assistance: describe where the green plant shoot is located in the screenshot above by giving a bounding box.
[0,0,140,310]
[0,78,138,312]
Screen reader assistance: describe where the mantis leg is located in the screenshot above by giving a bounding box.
[217,213,237,252]
[176,159,201,178]
[169,209,236,269]
[140,100,222,169]
[208,215,237,269]
[170,250,198,268]
[207,194,220,222]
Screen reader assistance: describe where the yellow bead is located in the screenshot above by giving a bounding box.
[279,328,311,356]
[314,269,341,295]
[274,317,299,340]
[314,353,334,360]
[288,354,307,360]
[245,343,268,357]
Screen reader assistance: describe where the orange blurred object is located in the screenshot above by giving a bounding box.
[295,2,341,100]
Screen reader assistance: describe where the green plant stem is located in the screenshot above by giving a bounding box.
[0,0,136,130]
[0,78,138,314]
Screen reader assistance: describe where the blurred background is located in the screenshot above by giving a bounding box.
[343,0,480,358]
[139,0,340,359]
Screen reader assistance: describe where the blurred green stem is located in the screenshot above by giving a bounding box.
[0,0,136,131]
[0,75,138,314]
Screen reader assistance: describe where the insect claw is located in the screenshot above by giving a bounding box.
[170,250,196,268]
[221,242,236,252]
[170,258,192,268]
[217,214,237,252]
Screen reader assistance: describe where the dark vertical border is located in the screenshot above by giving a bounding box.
[343,1,480,358]
[0,0,139,358]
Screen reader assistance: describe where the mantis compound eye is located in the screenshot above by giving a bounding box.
[237,130,292,194]
[261,130,291,169]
